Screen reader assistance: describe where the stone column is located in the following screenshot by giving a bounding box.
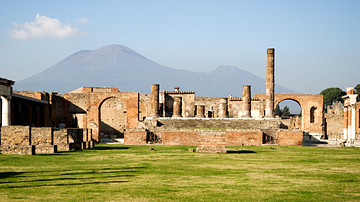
[172,97,182,118]
[195,105,205,118]
[1,96,11,126]
[219,98,228,118]
[241,85,252,118]
[265,48,275,118]
[150,84,160,118]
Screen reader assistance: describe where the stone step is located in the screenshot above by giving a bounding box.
[101,138,124,144]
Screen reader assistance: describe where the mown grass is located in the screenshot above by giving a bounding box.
[0,145,360,201]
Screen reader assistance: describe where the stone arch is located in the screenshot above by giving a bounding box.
[98,97,127,140]
[274,94,324,134]
[274,98,302,129]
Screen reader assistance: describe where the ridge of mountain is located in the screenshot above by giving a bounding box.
[14,44,296,96]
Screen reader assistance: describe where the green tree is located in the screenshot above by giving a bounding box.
[275,104,281,116]
[281,106,290,118]
[355,84,360,102]
[320,87,346,107]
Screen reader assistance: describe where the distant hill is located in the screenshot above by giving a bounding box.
[14,44,295,96]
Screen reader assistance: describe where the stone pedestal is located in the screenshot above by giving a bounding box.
[172,97,182,118]
[195,105,205,118]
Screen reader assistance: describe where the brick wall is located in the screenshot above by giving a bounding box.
[124,130,147,145]
[197,131,226,153]
[226,131,262,146]
[161,131,198,145]
[278,130,303,146]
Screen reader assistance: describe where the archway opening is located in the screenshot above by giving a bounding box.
[275,99,302,129]
[99,97,127,142]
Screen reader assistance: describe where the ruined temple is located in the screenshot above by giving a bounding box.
[1,48,334,154]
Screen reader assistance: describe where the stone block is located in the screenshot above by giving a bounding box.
[1,126,31,146]
[35,145,57,154]
[56,143,71,151]
[54,128,68,145]
[278,130,303,146]
[31,127,53,145]
[161,131,198,145]
[1,145,35,155]
[124,130,147,145]
[226,131,263,146]
[197,131,226,153]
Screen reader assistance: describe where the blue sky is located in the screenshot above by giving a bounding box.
[0,0,359,94]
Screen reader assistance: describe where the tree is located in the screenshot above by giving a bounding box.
[281,106,290,118]
[275,104,281,116]
[355,84,360,102]
[320,87,346,107]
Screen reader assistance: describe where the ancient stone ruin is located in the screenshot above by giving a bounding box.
[2,48,349,154]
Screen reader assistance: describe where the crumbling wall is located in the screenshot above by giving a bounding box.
[139,94,151,120]
[1,126,93,155]
[195,97,224,118]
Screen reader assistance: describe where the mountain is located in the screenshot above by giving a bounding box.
[14,44,295,97]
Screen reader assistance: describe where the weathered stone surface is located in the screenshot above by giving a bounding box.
[1,145,35,155]
[54,128,68,145]
[31,127,53,145]
[226,131,262,146]
[197,131,226,153]
[35,145,57,154]
[278,130,303,146]
[124,130,147,145]
[161,131,198,145]
[1,126,31,146]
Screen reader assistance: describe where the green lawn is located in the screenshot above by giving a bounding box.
[1,144,360,201]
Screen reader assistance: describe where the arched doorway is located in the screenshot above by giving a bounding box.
[99,97,127,140]
[275,99,302,130]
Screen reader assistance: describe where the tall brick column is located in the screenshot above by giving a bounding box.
[172,97,182,118]
[241,85,251,118]
[150,84,160,118]
[219,98,228,118]
[1,96,11,126]
[265,48,275,118]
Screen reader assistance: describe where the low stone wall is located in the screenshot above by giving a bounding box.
[161,131,198,145]
[1,126,93,155]
[278,130,303,146]
[1,145,35,155]
[124,130,147,145]
[1,126,31,146]
[31,127,53,145]
[226,131,263,146]
[197,131,226,153]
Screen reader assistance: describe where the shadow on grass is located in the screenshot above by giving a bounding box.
[0,166,145,181]
[0,172,26,179]
[94,146,129,150]
[0,174,135,185]
[0,180,128,188]
[226,150,256,154]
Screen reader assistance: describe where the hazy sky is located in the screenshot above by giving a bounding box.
[0,0,359,94]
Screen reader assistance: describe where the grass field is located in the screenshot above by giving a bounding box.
[1,144,360,201]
